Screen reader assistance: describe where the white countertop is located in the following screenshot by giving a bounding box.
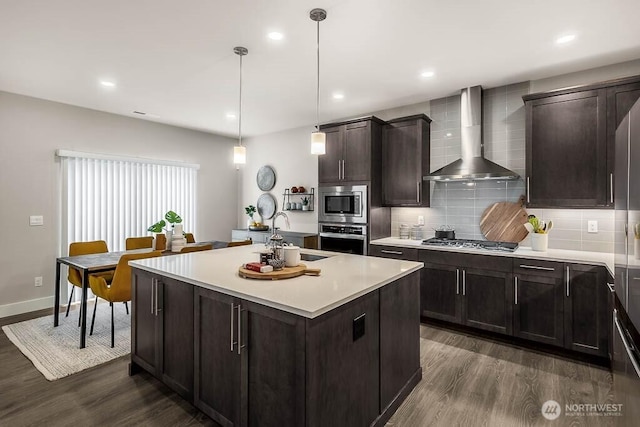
[370,237,614,277]
[131,245,423,319]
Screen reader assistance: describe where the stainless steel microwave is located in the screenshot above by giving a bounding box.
[318,185,367,224]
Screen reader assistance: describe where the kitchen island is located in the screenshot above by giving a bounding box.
[128,245,423,427]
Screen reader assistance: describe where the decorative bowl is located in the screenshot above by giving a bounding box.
[268,259,286,270]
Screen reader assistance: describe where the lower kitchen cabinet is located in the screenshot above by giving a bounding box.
[131,269,194,400]
[565,263,609,357]
[419,251,512,334]
[421,263,461,323]
[194,288,305,427]
[132,265,420,427]
[372,244,612,359]
[513,272,564,346]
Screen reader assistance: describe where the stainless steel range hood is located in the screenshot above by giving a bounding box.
[423,86,520,181]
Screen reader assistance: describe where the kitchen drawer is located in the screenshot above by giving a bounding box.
[370,245,418,261]
[419,251,510,272]
[513,259,564,278]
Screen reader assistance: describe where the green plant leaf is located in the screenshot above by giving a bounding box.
[147,220,166,233]
[165,211,182,224]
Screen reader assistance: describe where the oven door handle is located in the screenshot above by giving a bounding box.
[319,232,366,240]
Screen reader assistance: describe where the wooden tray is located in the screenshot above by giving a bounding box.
[479,195,529,243]
[238,263,321,280]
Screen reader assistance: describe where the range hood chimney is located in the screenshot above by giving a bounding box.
[423,86,520,181]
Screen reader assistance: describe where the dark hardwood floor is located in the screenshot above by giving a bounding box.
[1,308,615,426]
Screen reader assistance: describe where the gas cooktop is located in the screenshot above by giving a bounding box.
[421,238,518,252]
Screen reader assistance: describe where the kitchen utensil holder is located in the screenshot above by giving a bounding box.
[531,233,548,252]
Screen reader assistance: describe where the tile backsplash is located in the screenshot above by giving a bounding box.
[391,80,614,253]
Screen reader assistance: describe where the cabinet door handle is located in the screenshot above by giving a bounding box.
[462,270,466,296]
[566,266,570,297]
[607,282,615,293]
[342,160,345,180]
[230,303,235,352]
[514,276,518,305]
[151,278,155,315]
[237,304,245,355]
[337,160,341,180]
[518,264,555,271]
[526,177,530,203]
[416,181,421,204]
[456,269,460,295]
[610,173,614,205]
[381,249,403,255]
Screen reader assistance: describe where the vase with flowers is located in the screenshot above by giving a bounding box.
[148,210,183,250]
[245,205,257,228]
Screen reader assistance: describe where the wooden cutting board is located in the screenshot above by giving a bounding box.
[479,195,529,243]
[238,263,321,280]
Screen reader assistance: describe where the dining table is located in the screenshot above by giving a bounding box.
[54,241,228,349]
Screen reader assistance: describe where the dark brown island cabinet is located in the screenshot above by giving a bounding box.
[318,116,385,185]
[130,267,421,427]
[381,114,431,207]
[372,245,612,360]
[523,74,640,208]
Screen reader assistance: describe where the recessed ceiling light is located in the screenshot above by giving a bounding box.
[226,113,237,120]
[420,71,435,78]
[332,92,344,100]
[100,80,116,88]
[445,132,452,137]
[556,34,576,44]
[268,32,284,41]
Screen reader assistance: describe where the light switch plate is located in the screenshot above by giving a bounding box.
[418,215,425,225]
[587,220,598,233]
[29,215,44,226]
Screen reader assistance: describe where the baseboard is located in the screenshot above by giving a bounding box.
[372,367,422,427]
[0,296,56,319]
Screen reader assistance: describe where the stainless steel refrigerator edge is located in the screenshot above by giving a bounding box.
[613,96,640,423]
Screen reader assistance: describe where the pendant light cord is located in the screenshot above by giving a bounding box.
[316,18,320,132]
[238,53,243,147]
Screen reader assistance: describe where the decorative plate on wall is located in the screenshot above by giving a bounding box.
[256,193,277,220]
[256,165,276,191]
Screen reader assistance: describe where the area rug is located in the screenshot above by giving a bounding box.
[2,301,131,381]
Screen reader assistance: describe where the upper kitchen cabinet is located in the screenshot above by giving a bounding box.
[523,75,640,208]
[382,114,431,207]
[318,116,384,184]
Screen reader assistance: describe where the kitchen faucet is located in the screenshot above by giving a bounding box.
[271,211,290,232]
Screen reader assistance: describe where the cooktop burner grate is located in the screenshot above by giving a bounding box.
[421,238,518,252]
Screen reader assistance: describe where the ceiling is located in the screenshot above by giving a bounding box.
[2,0,640,138]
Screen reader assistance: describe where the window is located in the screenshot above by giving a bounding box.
[58,149,198,253]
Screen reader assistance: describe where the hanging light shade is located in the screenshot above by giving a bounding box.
[310,8,327,155]
[233,46,248,166]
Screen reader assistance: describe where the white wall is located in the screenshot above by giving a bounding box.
[0,91,238,317]
[239,127,318,233]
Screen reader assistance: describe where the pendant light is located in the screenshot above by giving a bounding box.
[233,46,248,167]
[310,8,327,155]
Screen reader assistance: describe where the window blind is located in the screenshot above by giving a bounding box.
[58,150,198,254]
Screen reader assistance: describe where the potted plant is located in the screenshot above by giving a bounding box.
[245,205,257,228]
[148,211,183,250]
[301,197,310,211]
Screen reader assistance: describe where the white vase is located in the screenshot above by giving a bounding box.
[531,233,548,252]
[165,230,173,251]
[247,217,253,228]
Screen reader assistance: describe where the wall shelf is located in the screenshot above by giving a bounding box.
[282,187,315,212]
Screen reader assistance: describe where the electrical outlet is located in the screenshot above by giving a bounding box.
[35,276,43,287]
[418,215,425,225]
[587,220,598,233]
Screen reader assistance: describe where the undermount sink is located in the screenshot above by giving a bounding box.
[300,253,329,262]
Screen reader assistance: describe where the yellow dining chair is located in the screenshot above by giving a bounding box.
[184,233,196,243]
[67,240,113,325]
[227,239,252,247]
[125,236,154,250]
[89,250,162,347]
[180,244,213,253]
